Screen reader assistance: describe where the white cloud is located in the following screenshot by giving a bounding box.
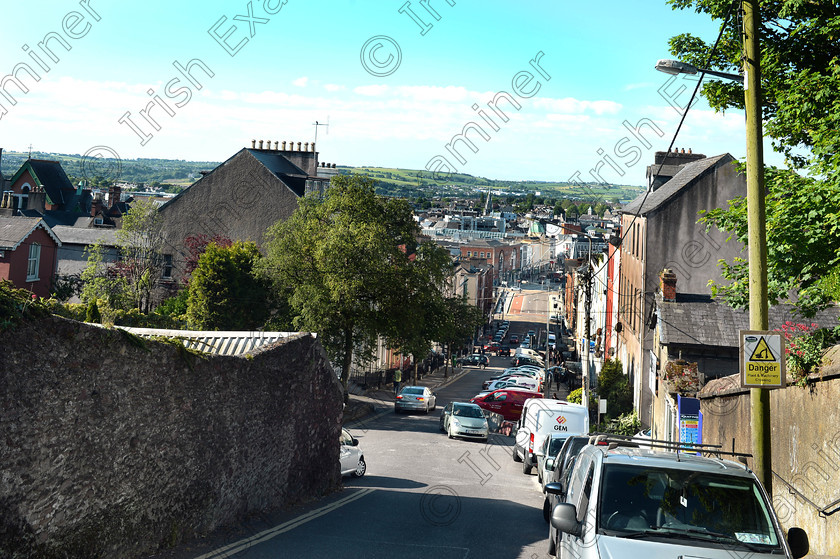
[324,83,345,92]
[293,76,309,87]
[353,84,390,97]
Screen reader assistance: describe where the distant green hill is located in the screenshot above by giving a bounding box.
[0,150,643,203]
[340,166,644,203]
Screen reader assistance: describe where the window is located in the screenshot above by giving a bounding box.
[467,251,472,257]
[162,254,173,280]
[27,243,40,281]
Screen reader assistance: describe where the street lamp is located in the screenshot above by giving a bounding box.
[654,59,743,83]
[654,0,770,492]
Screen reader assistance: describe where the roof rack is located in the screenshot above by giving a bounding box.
[587,434,752,464]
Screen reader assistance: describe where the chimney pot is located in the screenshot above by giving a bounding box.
[251,139,256,148]
[660,268,677,302]
[281,141,286,150]
[680,148,685,154]
[259,140,264,149]
[688,148,692,154]
[297,142,302,151]
[304,142,309,151]
[311,142,315,152]
[332,163,336,169]
[274,141,278,149]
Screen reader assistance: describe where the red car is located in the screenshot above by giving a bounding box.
[470,388,543,421]
[485,342,501,353]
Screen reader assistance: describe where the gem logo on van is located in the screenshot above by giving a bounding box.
[554,415,568,431]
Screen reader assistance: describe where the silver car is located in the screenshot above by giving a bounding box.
[395,386,437,414]
[339,428,366,477]
[439,402,489,441]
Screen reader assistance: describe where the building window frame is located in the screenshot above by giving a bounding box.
[27,243,40,281]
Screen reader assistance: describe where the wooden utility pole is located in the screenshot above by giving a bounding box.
[743,0,772,494]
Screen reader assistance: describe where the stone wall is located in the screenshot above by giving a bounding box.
[0,315,343,558]
[699,347,840,556]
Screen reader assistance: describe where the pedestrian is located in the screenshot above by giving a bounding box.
[394,369,402,396]
[554,368,561,387]
[552,392,559,400]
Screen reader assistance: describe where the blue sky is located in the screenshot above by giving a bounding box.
[0,0,783,183]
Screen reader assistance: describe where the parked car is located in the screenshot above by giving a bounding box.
[439,402,489,441]
[498,345,511,357]
[513,399,589,475]
[395,386,437,414]
[542,434,589,521]
[535,433,571,489]
[471,388,542,421]
[482,376,539,394]
[486,342,501,354]
[457,354,489,368]
[545,439,810,559]
[510,334,520,344]
[339,428,366,477]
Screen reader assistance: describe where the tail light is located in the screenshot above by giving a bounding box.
[529,432,534,453]
[416,397,425,401]
[396,395,403,400]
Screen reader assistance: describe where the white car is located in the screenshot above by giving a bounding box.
[485,376,539,393]
[339,428,366,477]
[440,402,490,441]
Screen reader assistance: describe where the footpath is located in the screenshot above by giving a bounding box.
[342,365,470,425]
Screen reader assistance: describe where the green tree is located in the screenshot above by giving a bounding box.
[596,358,632,420]
[381,241,455,384]
[671,2,840,314]
[186,241,268,330]
[116,198,166,313]
[258,175,425,393]
[79,241,130,311]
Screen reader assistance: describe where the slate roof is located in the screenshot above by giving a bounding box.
[13,160,76,206]
[245,149,308,196]
[658,293,840,348]
[621,154,733,216]
[52,225,119,247]
[0,216,61,250]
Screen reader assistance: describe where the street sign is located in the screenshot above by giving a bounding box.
[739,330,785,388]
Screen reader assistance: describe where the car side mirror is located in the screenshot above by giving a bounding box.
[545,457,555,471]
[352,438,359,446]
[550,503,581,537]
[787,527,809,559]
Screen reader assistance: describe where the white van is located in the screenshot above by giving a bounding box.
[513,399,588,474]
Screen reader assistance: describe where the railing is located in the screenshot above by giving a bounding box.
[772,470,840,517]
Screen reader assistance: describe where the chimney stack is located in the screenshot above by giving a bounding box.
[660,268,677,302]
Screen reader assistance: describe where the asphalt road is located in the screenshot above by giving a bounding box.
[150,353,555,559]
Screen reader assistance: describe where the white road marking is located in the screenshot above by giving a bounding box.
[192,488,375,559]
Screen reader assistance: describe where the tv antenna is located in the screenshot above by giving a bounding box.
[313,117,329,145]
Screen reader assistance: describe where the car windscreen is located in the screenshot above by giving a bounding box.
[597,464,780,550]
[453,405,484,418]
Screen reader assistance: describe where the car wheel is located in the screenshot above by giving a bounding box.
[448,425,454,439]
[543,497,551,523]
[439,419,446,432]
[353,456,366,478]
[513,446,523,462]
[523,459,533,475]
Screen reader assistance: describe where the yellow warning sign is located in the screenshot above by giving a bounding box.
[740,330,785,388]
[749,337,776,361]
